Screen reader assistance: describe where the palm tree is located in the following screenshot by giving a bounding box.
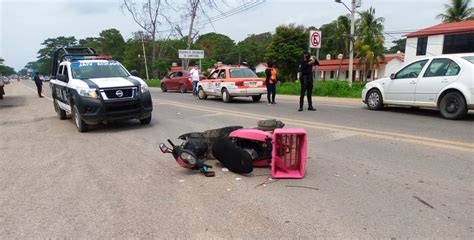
[437,0,474,22]
[335,15,351,79]
[355,7,385,81]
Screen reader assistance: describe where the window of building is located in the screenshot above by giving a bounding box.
[416,37,428,56]
[443,32,474,54]
[330,71,335,79]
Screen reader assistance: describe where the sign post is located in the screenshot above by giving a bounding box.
[309,30,322,81]
[179,49,205,71]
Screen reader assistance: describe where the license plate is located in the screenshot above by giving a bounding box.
[245,82,257,87]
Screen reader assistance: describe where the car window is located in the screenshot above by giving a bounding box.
[461,56,474,64]
[229,68,258,78]
[176,71,183,77]
[218,70,226,79]
[209,70,219,79]
[396,60,429,79]
[423,58,460,77]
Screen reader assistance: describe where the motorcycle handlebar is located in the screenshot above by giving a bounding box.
[167,139,176,148]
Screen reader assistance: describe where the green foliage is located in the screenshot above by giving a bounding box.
[237,32,272,68]
[355,7,385,81]
[37,36,77,75]
[122,39,151,79]
[256,72,266,78]
[194,33,237,64]
[145,79,161,87]
[437,0,473,22]
[266,24,307,82]
[98,29,126,61]
[0,57,16,75]
[386,38,406,54]
[153,59,170,78]
[277,80,364,98]
[320,15,351,59]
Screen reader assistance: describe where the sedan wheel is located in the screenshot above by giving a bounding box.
[222,89,232,103]
[366,89,384,110]
[198,87,207,100]
[179,84,186,93]
[161,83,167,92]
[439,92,467,120]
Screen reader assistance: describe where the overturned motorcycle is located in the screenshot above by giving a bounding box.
[160,120,307,178]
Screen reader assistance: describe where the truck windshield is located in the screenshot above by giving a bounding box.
[71,61,129,79]
[229,68,258,78]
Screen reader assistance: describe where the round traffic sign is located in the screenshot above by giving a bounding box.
[310,31,321,48]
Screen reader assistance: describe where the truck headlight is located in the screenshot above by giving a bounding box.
[141,84,149,93]
[78,88,98,98]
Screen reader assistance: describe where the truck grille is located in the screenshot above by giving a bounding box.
[100,87,136,100]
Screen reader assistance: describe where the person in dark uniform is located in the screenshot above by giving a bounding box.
[298,51,319,111]
[33,72,44,98]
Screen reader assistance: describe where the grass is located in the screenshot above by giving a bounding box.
[145,79,161,88]
[277,80,365,98]
[146,78,364,98]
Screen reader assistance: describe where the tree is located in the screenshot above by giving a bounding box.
[122,36,152,79]
[266,24,307,81]
[79,37,101,51]
[194,32,237,64]
[355,7,385,81]
[153,59,170,78]
[385,38,406,54]
[237,32,272,68]
[122,0,165,78]
[165,0,220,70]
[37,36,77,75]
[98,29,126,61]
[0,58,16,76]
[437,0,474,22]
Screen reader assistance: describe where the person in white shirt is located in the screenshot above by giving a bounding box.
[189,66,200,96]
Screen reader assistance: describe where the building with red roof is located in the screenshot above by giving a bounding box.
[404,20,474,62]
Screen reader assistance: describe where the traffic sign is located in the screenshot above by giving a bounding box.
[179,49,204,59]
[309,31,322,49]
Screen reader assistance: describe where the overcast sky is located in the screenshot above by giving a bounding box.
[1,0,447,71]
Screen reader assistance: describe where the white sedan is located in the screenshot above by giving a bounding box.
[362,54,474,119]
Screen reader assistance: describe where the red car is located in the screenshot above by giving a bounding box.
[160,71,194,93]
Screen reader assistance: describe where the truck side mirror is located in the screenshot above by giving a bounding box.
[130,70,139,77]
[57,74,68,82]
[390,73,396,80]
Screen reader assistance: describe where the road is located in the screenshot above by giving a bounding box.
[1,80,473,238]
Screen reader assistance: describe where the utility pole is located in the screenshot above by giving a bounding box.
[348,0,356,87]
[140,33,150,81]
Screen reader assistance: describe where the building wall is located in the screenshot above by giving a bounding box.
[380,59,404,78]
[405,35,444,63]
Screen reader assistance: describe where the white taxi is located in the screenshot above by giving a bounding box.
[197,67,266,103]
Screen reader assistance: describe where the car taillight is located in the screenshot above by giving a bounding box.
[235,82,243,86]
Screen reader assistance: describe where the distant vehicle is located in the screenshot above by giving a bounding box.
[43,76,51,82]
[161,71,191,93]
[2,76,10,85]
[49,47,153,132]
[197,67,266,103]
[362,54,474,120]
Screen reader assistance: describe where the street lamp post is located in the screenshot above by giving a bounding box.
[335,0,357,87]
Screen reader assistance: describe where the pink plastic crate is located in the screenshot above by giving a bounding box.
[271,128,307,179]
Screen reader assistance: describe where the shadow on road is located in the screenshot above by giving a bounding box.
[384,106,474,121]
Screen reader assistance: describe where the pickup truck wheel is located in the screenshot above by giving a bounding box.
[179,84,186,93]
[366,89,384,110]
[439,92,467,120]
[72,104,88,132]
[198,87,207,100]
[140,116,152,125]
[161,83,167,92]
[222,89,232,103]
[252,95,262,102]
[54,98,67,120]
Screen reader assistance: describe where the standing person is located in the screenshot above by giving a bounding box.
[189,66,200,96]
[298,52,319,111]
[33,72,44,98]
[0,77,5,100]
[265,61,277,105]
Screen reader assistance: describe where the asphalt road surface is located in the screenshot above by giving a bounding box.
[1,80,473,238]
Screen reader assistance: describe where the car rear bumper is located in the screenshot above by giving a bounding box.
[229,87,266,96]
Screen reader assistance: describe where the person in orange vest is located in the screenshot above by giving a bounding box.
[265,61,278,105]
